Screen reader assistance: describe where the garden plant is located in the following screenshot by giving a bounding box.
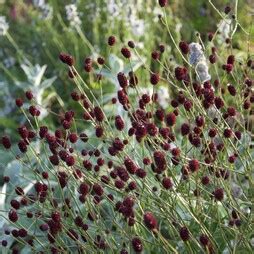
[0,0,254,253]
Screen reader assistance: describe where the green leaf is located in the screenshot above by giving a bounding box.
[40,76,57,90]
[108,54,124,74]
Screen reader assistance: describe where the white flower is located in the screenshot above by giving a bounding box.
[65,4,81,28]
[33,0,45,8]
[195,60,211,83]
[130,19,145,36]
[0,16,9,36]
[40,4,53,20]
[107,0,121,17]
[106,0,145,36]
[33,1,53,20]
[189,43,205,65]
[157,86,170,108]
[217,18,232,42]
[189,42,211,83]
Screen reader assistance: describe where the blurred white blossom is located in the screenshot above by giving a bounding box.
[217,18,232,43]
[65,4,81,28]
[0,16,9,36]
[106,0,146,36]
[195,60,211,83]
[250,238,254,247]
[189,42,211,83]
[130,19,145,36]
[189,43,205,65]
[107,0,121,17]
[157,86,170,108]
[33,0,53,20]
[40,4,53,20]
[33,0,45,7]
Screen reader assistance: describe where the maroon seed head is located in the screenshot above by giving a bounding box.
[213,188,224,201]
[121,47,131,59]
[150,73,160,85]
[115,115,125,131]
[132,237,143,252]
[144,211,157,230]
[8,209,18,222]
[1,136,11,149]
[158,0,168,7]
[200,234,209,246]
[25,91,33,100]
[179,41,189,54]
[224,6,231,14]
[189,159,199,172]
[108,35,116,46]
[15,98,23,107]
[151,50,160,60]
[165,112,176,126]
[94,106,104,122]
[179,226,190,241]
[128,40,135,48]
[162,177,173,189]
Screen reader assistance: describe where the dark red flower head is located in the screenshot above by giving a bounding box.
[224,6,231,14]
[150,73,160,85]
[117,72,128,88]
[222,64,233,73]
[121,47,131,59]
[165,112,176,126]
[181,123,190,136]
[200,234,209,246]
[213,188,224,201]
[25,91,33,100]
[8,209,18,222]
[179,41,189,54]
[15,98,23,107]
[158,0,168,7]
[227,55,235,65]
[189,159,199,172]
[128,40,135,48]
[151,50,160,60]
[108,35,116,46]
[162,177,173,189]
[1,136,11,149]
[59,53,74,66]
[179,227,190,241]
[144,211,157,230]
[132,237,143,252]
[94,106,104,122]
[115,115,125,131]
[175,66,188,81]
